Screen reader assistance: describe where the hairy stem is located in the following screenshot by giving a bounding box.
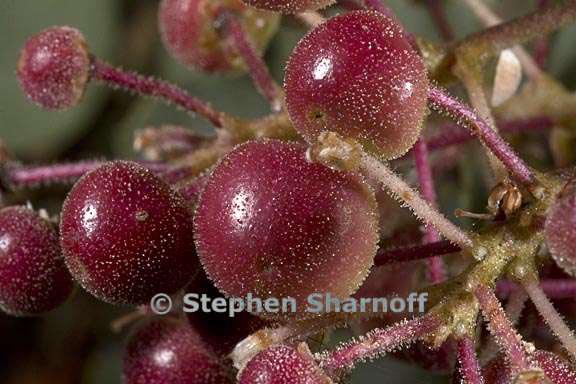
[5,161,170,189]
[424,117,553,152]
[457,0,576,60]
[481,287,528,363]
[413,139,445,282]
[90,59,227,128]
[221,12,284,112]
[474,284,532,375]
[428,86,535,185]
[319,315,440,376]
[375,240,461,266]
[361,153,473,248]
[456,336,485,384]
[522,277,576,360]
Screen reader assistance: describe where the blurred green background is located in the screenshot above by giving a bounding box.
[0,0,574,383]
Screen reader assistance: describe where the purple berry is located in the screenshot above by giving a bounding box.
[284,11,428,159]
[194,140,379,318]
[159,0,280,73]
[17,26,91,110]
[545,179,576,276]
[240,0,335,13]
[0,206,73,316]
[60,161,197,305]
[123,317,232,384]
[238,344,331,384]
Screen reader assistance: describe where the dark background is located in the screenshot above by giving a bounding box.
[0,1,574,382]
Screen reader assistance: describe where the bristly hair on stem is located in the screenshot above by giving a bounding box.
[427,86,535,186]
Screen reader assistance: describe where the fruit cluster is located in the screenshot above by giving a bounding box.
[4,0,576,383]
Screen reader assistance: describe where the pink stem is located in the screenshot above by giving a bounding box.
[522,278,576,359]
[455,336,484,384]
[221,12,283,112]
[90,59,225,128]
[375,240,460,266]
[428,87,535,185]
[319,315,440,375]
[474,284,532,375]
[5,161,170,189]
[497,279,576,300]
[425,117,553,152]
[413,139,445,283]
[424,0,454,42]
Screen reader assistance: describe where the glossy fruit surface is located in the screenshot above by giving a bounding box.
[60,161,197,305]
[17,26,90,110]
[195,140,379,318]
[0,206,72,316]
[284,11,428,159]
[159,0,280,73]
[123,318,231,384]
[238,344,331,384]
[240,0,335,13]
[545,179,576,276]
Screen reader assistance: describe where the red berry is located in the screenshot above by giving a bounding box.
[123,317,232,384]
[545,179,576,276]
[194,140,379,318]
[240,0,335,13]
[60,161,197,305]
[159,0,280,73]
[17,26,91,110]
[0,206,72,316]
[238,344,331,384]
[284,11,428,159]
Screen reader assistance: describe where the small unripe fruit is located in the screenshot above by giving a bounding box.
[17,26,91,110]
[0,206,73,316]
[285,11,428,159]
[545,179,576,276]
[240,0,335,13]
[159,0,280,73]
[123,318,232,384]
[60,161,198,305]
[194,140,379,318]
[239,344,332,384]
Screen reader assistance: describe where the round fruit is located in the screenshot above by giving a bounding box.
[545,179,576,276]
[194,140,379,318]
[17,26,90,110]
[284,11,428,159]
[159,0,280,73]
[240,0,335,13]
[0,206,73,316]
[60,161,197,305]
[238,344,331,384]
[123,318,231,384]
